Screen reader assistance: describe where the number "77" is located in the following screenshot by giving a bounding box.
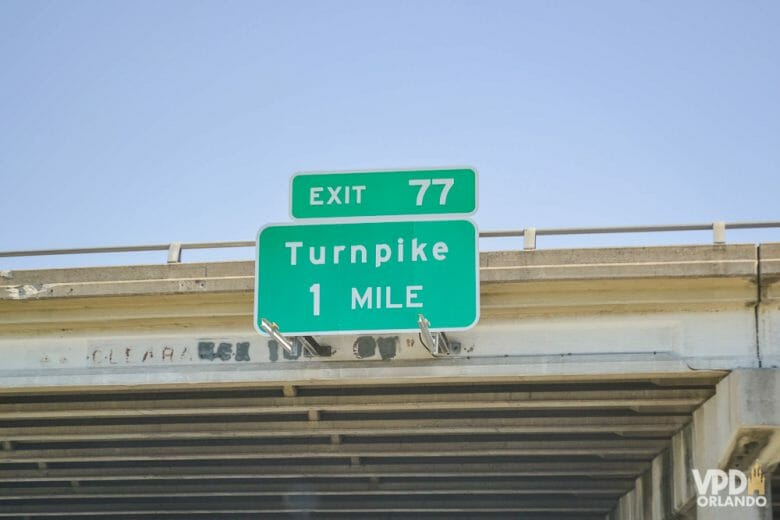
[408,178,454,206]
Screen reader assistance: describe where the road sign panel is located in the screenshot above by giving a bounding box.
[255,219,479,335]
[290,168,477,219]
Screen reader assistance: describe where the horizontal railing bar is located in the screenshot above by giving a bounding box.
[480,221,780,238]
[539,221,780,236]
[537,224,712,236]
[725,221,780,229]
[0,244,171,257]
[479,230,524,238]
[180,241,254,249]
[479,227,712,238]
[0,242,254,258]
[1,221,779,259]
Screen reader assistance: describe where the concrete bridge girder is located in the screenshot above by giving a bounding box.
[0,243,779,518]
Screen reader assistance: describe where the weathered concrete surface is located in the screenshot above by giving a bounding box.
[0,260,254,299]
[760,243,780,369]
[692,369,778,520]
[2,244,758,299]
[608,369,780,520]
[481,244,757,282]
[1,245,778,519]
[0,244,767,388]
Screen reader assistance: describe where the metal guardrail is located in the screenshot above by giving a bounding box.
[481,221,780,251]
[1,221,779,264]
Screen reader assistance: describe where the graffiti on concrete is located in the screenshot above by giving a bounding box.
[85,332,425,367]
[88,341,252,366]
[352,336,398,360]
[198,341,251,362]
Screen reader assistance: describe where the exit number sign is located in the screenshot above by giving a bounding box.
[290,168,477,219]
[254,219,479,335]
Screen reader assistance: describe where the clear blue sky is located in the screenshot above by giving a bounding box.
[2,1,779,267]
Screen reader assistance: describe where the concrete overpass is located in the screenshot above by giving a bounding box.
[1,236,779,519]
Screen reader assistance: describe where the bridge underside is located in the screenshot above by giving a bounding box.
[0,373,721,519]
[2,243,780,518]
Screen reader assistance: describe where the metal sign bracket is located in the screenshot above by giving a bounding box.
[260,318,328,357]
[417,314,460,357]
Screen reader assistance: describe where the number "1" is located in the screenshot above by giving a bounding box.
[309,283,321,316]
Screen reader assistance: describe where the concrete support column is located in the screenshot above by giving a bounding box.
[693,369,778,520]
[609,369,780,520]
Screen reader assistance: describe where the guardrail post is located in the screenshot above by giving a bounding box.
[167,242,182,263]
[523,228,537,250]
[713,221,726,245]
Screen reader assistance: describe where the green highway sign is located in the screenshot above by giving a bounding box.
[290,168,477,219]
[255,219,479,335]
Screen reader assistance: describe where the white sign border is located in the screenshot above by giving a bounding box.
[253,217,481,337]
[288,166,479,222]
